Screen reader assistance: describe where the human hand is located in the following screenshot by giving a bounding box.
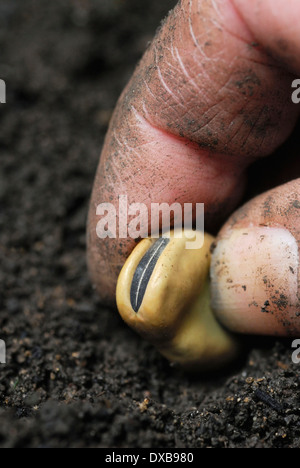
[87,0,300,337]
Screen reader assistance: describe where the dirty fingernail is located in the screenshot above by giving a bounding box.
[210,227,299,336]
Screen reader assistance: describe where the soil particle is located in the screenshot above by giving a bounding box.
[293,200,300,209]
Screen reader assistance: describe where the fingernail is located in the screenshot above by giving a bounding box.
[211,227,299,336]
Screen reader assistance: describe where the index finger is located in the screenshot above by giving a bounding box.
[88,0,300,305]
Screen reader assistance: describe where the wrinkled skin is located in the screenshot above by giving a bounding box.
[87,0,300,334]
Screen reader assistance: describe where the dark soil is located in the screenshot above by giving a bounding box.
[0,0,300,448]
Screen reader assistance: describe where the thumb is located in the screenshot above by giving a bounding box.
[211,179,300,336]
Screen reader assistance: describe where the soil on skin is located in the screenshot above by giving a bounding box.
[0,0,300,448]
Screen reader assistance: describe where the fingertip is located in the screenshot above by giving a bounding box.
[211,225,299,336]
